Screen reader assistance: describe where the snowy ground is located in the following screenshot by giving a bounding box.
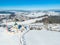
[0,27,21,45]
[48,24,60,32]
[24,30,60,45]
[0,24,60,45]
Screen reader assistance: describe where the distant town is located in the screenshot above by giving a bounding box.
[0,10,60,23]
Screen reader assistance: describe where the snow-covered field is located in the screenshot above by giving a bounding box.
[24,30,60,45]
[0,27,21,45]
[0,26,60,45]
[0,10,60,45]
[0,16,60,45]
[48,24,60,32]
